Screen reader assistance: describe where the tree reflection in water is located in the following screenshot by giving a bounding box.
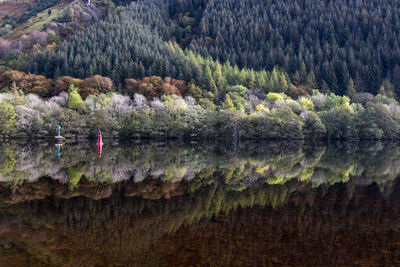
[0,141,399,266]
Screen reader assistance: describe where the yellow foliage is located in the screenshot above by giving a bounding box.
[266,175,285,185]
[299,97,314,111]
[256,164,270,174]
[256,104,270,113]
[299,168,314,181]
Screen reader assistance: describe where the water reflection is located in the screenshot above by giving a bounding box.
[0,141,399,266]
[0,140,399,188]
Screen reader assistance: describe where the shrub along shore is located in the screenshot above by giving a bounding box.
[1,79,400,140]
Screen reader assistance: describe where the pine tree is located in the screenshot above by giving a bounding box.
[320,80,330,94]
[222,93,235,110]
[379,79,394,98]
[278,72,289,92]
[292,71,301,86]
[245,71,256,89]
[270,67,280,92]
[306,71,318,92]
[203,65,217,92]
[213,62,227,90]
[299,62,307,84]
[392,65,400,99]
[346,78,357,100]
[188,81,203,100]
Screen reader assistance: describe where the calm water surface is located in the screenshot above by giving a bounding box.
[0,140,399,266]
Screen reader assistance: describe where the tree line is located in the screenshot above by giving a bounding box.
[1,82,400,140]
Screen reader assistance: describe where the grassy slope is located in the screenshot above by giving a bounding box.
[0,0,75,41]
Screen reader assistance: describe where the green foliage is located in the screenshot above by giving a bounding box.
[188,81,203,99]
[56,7,74,23]
[213,63,227,89]
[265,92,285,104]
[203,65,217,92]
[198,98,216,111]
[0,101,16,136]
[182,15,196,26]
[269,108,304,139]
[23,0,308,96]
[378,79,395,98]
[15,0,61,24]
[320,107,358,140]
[227,85,247,97]
[301,111,326,139]
[346,78,357,100]
[358,104,383,140]
[68,84,83,110]
[116,6,126,13]
[0,149,16,175]
[188,0,400,95]
[221,94,235,110]
[324,93,351,111]
[46,30,61,46]
[305,71,317,91]
[67,166,84,190]
[299,97,314,111]
[3,77,400,140]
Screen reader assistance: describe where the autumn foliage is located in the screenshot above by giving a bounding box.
[124,76,187,98]
[0,70,187,99]
[54,76,84,96]
[0,70,52,97]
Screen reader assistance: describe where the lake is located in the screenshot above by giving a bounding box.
[0,140,399,266]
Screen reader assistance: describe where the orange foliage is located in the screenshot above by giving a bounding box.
[54,76,84,96]
[0,70,52,97]
[55,75,114,99]
[287,85,308,99]
[124,76,184,98]
[0,70,25,87]
[170,78,188,95]
[82,75,114,98]
[0,71,186,99]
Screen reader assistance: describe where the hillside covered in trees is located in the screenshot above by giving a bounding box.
[1,0,400,140]
[25,0,400,99]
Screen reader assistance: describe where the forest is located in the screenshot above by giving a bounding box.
[25,0,400,98]
[1,0,400,139]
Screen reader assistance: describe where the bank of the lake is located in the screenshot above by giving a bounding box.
[1,90,400,140]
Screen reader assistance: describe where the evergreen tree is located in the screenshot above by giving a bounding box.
[203,65,217,92]
[346,78,357,100]
[221,93,235,110]
[392,65,400,99]
[299,62,307,84]
[213,62,227,90]
[306,71,317,92]
[292,71,301,86]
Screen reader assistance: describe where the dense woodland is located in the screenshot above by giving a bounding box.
[26,0,400,99]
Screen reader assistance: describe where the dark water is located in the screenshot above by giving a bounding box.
[0,140,399,266]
